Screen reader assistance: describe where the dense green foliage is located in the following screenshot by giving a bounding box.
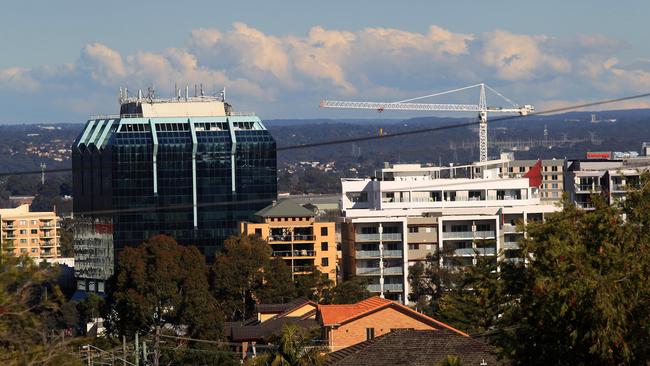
[413,179,650,365]
[247,323,325,366]
[0,254,81,365]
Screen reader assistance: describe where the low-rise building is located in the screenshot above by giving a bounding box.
[239,199,337,283]
[341,155,560,302]
[0,204,60,259]
[325,329,498,366]
[317,296,467,351]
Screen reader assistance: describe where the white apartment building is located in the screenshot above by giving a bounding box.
[340,154,560,303]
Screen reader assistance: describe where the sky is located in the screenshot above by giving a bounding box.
[1,0,649,122]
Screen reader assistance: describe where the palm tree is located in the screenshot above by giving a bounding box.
[247,323,324,366]
[437,355,463,366]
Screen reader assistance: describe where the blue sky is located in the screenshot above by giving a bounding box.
[1,0,649,122]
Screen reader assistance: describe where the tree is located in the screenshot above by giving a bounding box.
[105,235,223,364]
[294,269,333,302]
[437,355,463,366]
[491,183,650,364]
[247,323,325,366]
[0,254,81,365]
[408,250,460,315]
[436,250,502,335]
[256,258,297,304]
[321,276,371,305]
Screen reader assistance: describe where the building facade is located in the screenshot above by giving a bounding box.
[341,155,560,302]
[239,200,337,283]
[72,95,277,262]
[0,204,60,259]
[505,159,564,203]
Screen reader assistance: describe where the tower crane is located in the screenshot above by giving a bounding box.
[319,83,534,162]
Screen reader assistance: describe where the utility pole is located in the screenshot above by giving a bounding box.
[154,326,160,366]
[135,333,139,366]
[123,335,127,366]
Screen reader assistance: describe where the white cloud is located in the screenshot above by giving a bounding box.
[0,23,647,121]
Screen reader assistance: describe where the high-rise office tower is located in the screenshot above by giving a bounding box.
[73,90,276,291]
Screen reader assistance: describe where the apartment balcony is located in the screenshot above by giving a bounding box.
[452,248,475,256]
[40,242,57,248]
[474,230,496,239]
[293,235,315,241]
[292,265,316,273]
[502,224,522,234]
[383,266,403,275]
[367,284,381,292]
[443,231,474,239]
[381,233,402,241]
[576,202,595,210]
[383,283,404,292]
[272,250,316,257]
[269,235,292,242]
[356,250,380,258]
[356,233,380,242]
[474,247,497,256]
[504,258,525,265]
[575,184,601,193]
[356,267,381,275]
[611,183,627,192]
[503,241,520,250]
[3,226,15,230]
[40,234,56,239]
[382,250,404,258]
[40,223,60,229]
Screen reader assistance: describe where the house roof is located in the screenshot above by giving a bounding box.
[255,298,313,314]
[317,296,468,337]
[326,329,499,366]
[255,199,315,218]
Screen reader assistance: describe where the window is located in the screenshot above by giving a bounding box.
[552,175,558,180]
[321,258,329,267]
[321,227,328,236]
[475,223,491,231]
[31,248,37,253]
[408,243,420,250]
[19,229,26,235]
[552,183,558,189]
[20,248,27,253]
[31,220,37,225]
[552,166,558,172]
[19,220,26,226]
[346,191,368,203]
[20,239,27,244]
[254,228,262,237]
[519,167,525,173]
[408,227,418,233]
[366,328,375,340]
[31,229,38,234]
[321,242,328,251]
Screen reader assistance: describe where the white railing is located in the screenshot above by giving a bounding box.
[356,233,380,241]
[383,267,403,275]
[383,283,404,292]
[444,231,474,239]
[356,250,380,258]
[356,267,381,275]
[383,250,404,258]
[382,233,402,241]
[474,230,496,239]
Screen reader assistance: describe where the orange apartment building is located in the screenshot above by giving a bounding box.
[318,296,467,350]
[0,204,60,259]
[239,199,337,283]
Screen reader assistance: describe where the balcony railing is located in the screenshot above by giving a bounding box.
[502,224,521,234]
[382,250,404,258]
[576,184,601,192]
[356,233,380,242]
[382,233,402,241]
[474,230,496,239]
[443,231,474,239]
[356,267,381,275]
[475,247,497,255]
[576,202,595,209]
[269,235,292,242]
[292,265,315,273]
[383,267,403,275]
[452,248,475,256]
[383,283,404,292]
[272,250,316,257]
[367,284,381,292]
[293,235,315,241]
[503,242,520,250]
[356,250,380,258]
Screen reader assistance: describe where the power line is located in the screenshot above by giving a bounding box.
[0,91,649,179]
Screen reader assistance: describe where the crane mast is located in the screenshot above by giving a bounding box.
[320,83,533,162]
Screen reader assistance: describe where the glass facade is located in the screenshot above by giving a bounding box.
[73,115,276,260]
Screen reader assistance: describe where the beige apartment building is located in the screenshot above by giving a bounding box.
[0,204,60,259]
[239,200,337,283]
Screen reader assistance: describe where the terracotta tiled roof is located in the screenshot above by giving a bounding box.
[317,296,468,337]
[326,329,500,366]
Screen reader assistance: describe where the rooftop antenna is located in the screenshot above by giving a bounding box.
[219,87,226,102]
[194,84,198,98]
[147,86,155,102]
[200,83,204,97]
[118,87,123,104]
[185,85,189,101]
[138,89,143,103]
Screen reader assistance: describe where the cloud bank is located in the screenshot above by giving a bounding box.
[1,23,649,122]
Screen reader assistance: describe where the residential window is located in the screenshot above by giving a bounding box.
[408,227,418,233]
[552,166,558,172]
[408,244,420,250]
[20,248,27,253]
[508,167,513,173]
[20,239,27,244]
[321,242,328,251]
[321,258,329,267]
[552,175,558,180]
[31,229,38,234]
[31,248,37,253]
[347,191,368,203]
[31,220,37,225]
[366,328,375,340]
[19,220,26,226]
[19,229,26,235]
[321,227,328,236]
[552,183,558,189]
[254,228,262,237]
[519,167,525,173]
